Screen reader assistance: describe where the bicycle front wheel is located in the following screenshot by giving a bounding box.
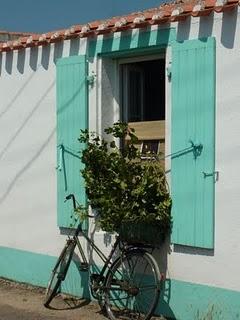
[105,250,161,320]
[43,240,75,307]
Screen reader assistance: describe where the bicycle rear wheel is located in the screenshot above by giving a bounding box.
[105,250,161,320]
[43,240,75,307]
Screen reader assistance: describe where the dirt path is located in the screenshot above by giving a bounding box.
[0,278,106,320]
[0,278,166,320]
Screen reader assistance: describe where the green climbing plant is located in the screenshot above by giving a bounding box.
[78,122,172,234]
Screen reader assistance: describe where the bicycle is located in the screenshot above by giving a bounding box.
[44,194,162,320]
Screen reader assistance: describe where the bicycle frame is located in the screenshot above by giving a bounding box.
[64,194,121,279]
[73,222,120,280]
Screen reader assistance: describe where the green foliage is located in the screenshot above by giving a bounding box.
[78,122,172,233]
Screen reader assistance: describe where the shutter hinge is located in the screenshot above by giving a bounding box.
[56,144,64,171]
[167,62,172,80]
[87,71,96,87]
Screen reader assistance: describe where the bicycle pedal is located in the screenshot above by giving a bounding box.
[79,262,89,271]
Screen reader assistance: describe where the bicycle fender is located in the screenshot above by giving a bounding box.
[124,247,146,256]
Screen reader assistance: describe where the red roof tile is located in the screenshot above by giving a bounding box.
[0,0,239,52]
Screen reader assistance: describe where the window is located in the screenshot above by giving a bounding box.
[120,56,165,163]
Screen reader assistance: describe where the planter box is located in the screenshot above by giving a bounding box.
[118,223,165,247]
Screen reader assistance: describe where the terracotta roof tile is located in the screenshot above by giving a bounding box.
[19,36,29,45]
[89,20,101,29]
[78,24,95,38]
[215,0,238,11]
[95,22,110,35]
[104,19,117,28]
[70,25,82,34]
[0,0,239,52]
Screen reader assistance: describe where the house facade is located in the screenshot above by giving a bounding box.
[0,0,240,319]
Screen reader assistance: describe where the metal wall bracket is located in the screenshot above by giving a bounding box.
[167,61,172,80]
[203,171,219,181]
[87,71,96,87]
[189,140,203,159]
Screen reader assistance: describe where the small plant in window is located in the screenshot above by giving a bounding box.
[78,122,172,242]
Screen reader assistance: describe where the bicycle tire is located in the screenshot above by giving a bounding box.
[104,250,161,320]
[43,240,76,307]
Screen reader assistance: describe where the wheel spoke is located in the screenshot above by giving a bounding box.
[105,251,160,320]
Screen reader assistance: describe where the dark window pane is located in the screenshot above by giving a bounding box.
[128,70,142,121]
[122,59,165,122]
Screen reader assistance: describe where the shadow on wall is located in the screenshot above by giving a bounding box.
[70,38,80,56]
[88,25,172,57]
[198,14,214,39]
[176,8,238,49]
[5,51,13,74]
[0,82,55,162]
[29,47,38,71]
[53,42,64,63]
[0,127,56,205]
[0,70,36,119]
[17,49,26,74]
[41,45,51,70]
[0,38,82,76]
[157,279,176,320]
[64,251,90,300]
[153,237,177,319]
[173,244,214,256]
[0,44,52,113]
[177,17,191,41]
[221,8,238,49]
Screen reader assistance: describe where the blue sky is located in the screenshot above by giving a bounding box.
[0,0,164,33]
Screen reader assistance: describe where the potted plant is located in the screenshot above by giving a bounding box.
[78,122,172,245]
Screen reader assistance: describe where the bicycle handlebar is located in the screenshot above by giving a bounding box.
[64,194,76,210]
[64,194,96,218]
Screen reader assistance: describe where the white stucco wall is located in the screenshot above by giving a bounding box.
[0,39,87,255]
[0,45,58,254]
[0,8,240,295]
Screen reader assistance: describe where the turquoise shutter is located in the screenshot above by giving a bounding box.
[171,38,216,249]
[56,55,88,227]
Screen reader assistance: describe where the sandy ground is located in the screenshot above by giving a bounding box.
[0,278,107,320]
[0,278,166,320]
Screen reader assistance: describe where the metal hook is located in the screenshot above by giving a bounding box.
[203,171,219,182]
[189,140,203,159]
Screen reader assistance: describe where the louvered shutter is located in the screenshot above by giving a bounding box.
[56,56,88,227]
[171,38,216,248]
